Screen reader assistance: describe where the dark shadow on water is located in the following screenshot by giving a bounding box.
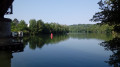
[0,38,24,67]
[100,37,120,67]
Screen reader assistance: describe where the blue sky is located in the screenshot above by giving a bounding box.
[5,0,100,25]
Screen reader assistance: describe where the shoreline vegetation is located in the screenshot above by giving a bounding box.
[11,19,69,35]
[69,24,113,33]
[11,18,119,36]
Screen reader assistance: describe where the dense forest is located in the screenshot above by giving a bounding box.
[11,18,69,35]
[69,24,113,33]
[11,18,115,35]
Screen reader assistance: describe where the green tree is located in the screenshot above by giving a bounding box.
[37,20,45,34]
[29,19,37,35]
[12,18,19,25]
[11,21,18,32]
[17,20,27,31]
[11,18,69,35]
[91,0,120,32]
[43,23,51,34]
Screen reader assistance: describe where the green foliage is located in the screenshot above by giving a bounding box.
[17,20,27,31]
[43,22,69,34]
[69,24,113,33]
[12,18,19,25]
[11,21,18,32]
[91,0,120,33]
[91,0,120,25]
[29,19,37,35]
[43,23,51,33]
[11,19,28,33]
[11,18,69,35]
[37,20,45,33]
[45,23,69,34]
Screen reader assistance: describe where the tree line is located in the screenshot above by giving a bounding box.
[11,18,69,35]
[11,18,114,35]
[69,24,113,33]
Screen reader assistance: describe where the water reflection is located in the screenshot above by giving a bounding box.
[0,34,69,67]
[0,33,116,67]
[23,33,114,50]
[26,34,69,50]
[69,33,113,40]
[100,37,120,67]
[0,38,24,67]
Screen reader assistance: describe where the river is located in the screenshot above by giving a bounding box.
[0,33,119,67]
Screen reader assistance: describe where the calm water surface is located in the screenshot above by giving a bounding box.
[0,33,117,67]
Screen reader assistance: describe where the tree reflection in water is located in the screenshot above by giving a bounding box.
[0,33,115,67]
[100,37,120,67]
[26,34,69,50]
[0,34,69,67]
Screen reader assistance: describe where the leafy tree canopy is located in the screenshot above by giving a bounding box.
[91,0,120,25]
